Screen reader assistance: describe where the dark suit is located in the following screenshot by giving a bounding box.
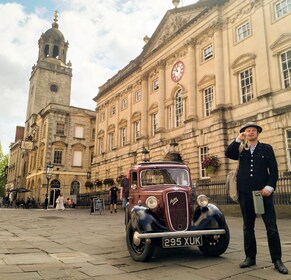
[225,140,282,263]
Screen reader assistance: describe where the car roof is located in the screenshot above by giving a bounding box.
[131,161,188,169]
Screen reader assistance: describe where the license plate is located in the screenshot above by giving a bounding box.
[162,236,203,248]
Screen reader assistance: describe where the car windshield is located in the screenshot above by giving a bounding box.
[140,168,190,187]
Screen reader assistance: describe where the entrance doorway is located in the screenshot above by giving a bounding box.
[49,188,60,208]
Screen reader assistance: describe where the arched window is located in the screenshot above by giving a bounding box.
[71,181,80,195]
[50,179,60,188]
[53,45,59,58]
[44,44,49,57]
[175,89,183,127]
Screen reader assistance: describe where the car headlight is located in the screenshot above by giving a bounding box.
[146,196,158,209]
[197,194,209,207]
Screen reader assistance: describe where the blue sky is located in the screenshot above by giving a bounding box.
[0,0,196,154]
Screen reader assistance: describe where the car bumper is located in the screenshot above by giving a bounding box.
[136,229,226,239]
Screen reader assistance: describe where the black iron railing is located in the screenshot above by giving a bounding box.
[195,173,291,205]
[77,174,291,207]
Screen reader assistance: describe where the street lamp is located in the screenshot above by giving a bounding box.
[141,146,150,162]
[45,162,54,209]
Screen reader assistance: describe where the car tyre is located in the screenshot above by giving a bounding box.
[126,219,154,262]
[198,224,230,257]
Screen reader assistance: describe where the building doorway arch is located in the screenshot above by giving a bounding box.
[49,179,60,207]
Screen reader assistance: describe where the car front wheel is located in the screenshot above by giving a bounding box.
[198,224,230,257]
[126,219,154,262]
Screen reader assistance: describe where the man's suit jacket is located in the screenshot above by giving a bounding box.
[225,141,278,193]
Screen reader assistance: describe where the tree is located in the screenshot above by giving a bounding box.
[0,143,8,197]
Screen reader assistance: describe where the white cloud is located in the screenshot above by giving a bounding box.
[0,0,196,154]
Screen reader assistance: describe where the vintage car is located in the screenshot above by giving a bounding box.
[125,161,230,262]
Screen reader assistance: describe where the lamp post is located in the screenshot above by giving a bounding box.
[45,162,54,209]
[141,146,150,162]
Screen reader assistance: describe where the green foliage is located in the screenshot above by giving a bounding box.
[0,143,8,197]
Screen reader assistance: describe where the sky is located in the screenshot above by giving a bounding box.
[0,0,197,155]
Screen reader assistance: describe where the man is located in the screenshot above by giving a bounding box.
[120,171,129,209]
[225,122,288,274]
[109,184,118,213]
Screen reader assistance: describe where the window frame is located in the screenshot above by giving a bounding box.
[275,0,291,19]
[204,86,214,117]
[280,49,291,88]
[120,127,126,147]
[203,44,213,62]
[175,89,183,128]
[235,21,251,43]
[53,150,63,165]
[239,68,254,104]
[200,146,209,178]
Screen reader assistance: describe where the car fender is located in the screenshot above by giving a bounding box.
[192,203,227,230]
[130,205,167,232]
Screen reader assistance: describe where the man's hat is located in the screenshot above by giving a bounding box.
[239,122,263,133]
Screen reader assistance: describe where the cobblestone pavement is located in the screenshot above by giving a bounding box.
[0,208,290,280]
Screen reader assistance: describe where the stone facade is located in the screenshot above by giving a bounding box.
[92,0,291,184]
[6,12,96,206]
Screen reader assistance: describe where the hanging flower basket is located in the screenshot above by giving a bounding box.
[202,155,220,175]
[103,178,114,186]
[85,181,94,189]
[95,180,103,187]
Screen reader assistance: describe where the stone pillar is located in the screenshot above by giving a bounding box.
[141,74,148,138]
[214,26,225,106]
[157,60,166,133]
[186,39,197,119]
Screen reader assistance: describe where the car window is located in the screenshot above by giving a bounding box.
[140,168,189,187]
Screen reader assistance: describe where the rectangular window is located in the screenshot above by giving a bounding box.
[91,128,96,141]
[99,138,104,154]
[200,146,209,178]
[53,150,62,165]
[203,45,213,61]
[75,126,84,138]
[236,21,250,42]
[204,86,213,117]
[153,79,159,91]
[73,151,82,166]
[109,132,114,150]
[121,98,128,110]
[152,113,158,136]
[56,123,65,135]
[275,0,291,19]
[121,127,126,147]
[286,129,291,170]
[175,92,183,127]
[280,49,291,88]
[134,121,140,142]
[239,68,253,103]
[135,90,141,102]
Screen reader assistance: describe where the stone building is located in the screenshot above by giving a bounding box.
[6,12,96,206]
[92,0,291,183]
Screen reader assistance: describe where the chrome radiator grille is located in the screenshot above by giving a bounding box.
[166,191,189,231]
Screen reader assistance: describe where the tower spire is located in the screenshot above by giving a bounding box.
[52,10,59,28]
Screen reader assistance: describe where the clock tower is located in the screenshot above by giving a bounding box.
[25,11,72,133]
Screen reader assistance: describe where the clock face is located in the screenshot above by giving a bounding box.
[171,61,184,82]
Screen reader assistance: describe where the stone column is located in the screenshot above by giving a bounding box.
[186,39,197,120]
[214,26,225,106]
[157,60,166,133]
[141,74,148,138]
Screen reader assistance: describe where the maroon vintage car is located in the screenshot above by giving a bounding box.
[125,161,230,262]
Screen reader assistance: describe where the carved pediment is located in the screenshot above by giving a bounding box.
[142,4,206,57]
[270,33,291,54]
